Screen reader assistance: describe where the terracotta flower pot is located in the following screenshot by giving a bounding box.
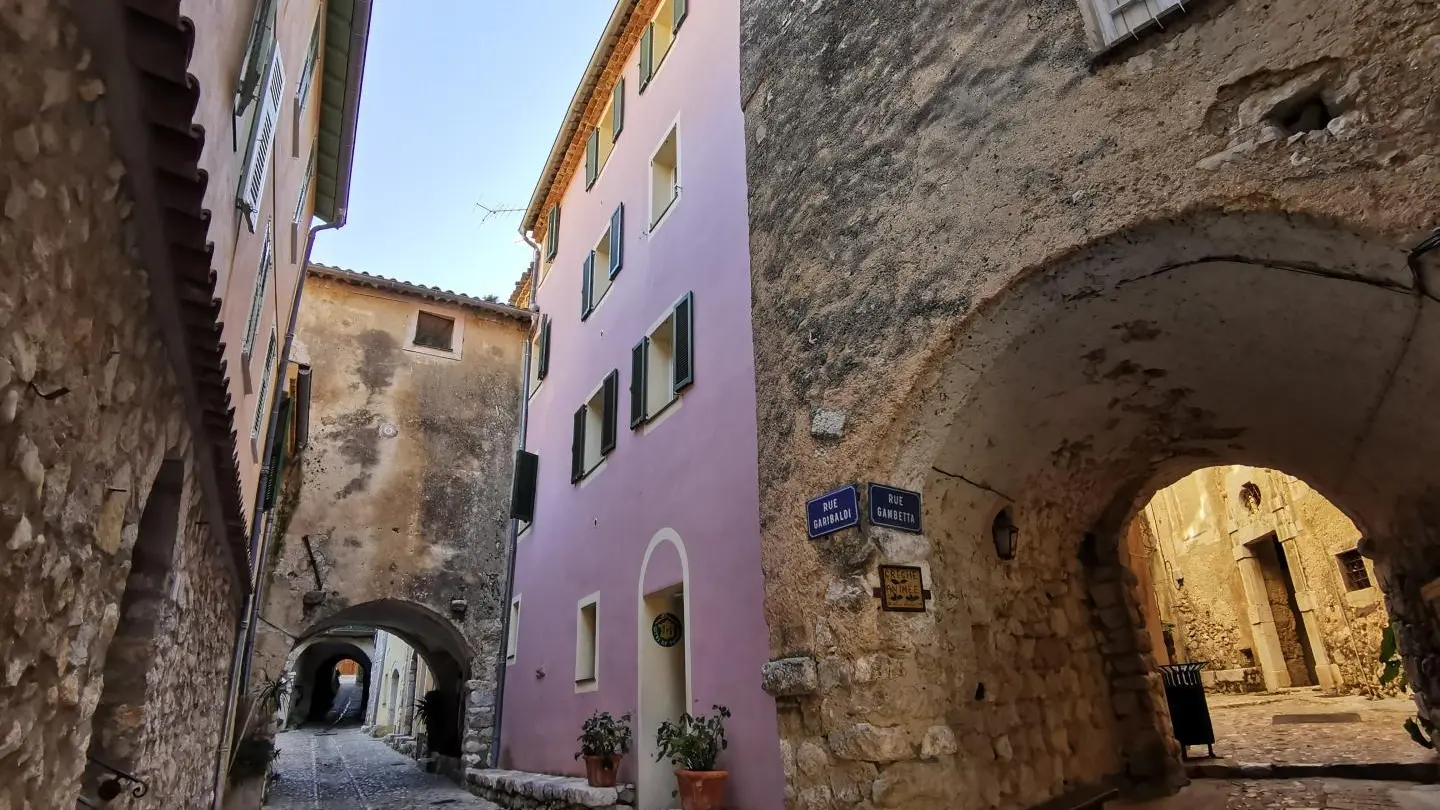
[675,769,728,810]
[583,754,623,788]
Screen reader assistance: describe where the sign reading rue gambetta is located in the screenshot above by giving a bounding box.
[807,484,860,539]
[867,483,922,534]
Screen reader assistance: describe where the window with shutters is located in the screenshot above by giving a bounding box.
[575,595,599,690]
[581,205,624,319]
[528,315,551,397]
[295,16,321,117]
[631,292,694,429]
[291,146,315,261]
[639,0,688,91]
[238,49,286,228]
[252,329,278,449]
[243,222,275,375]
[572,371,619,482]
[1087,0,1188,45]
[585,80,625,190]
[650,125,680,229]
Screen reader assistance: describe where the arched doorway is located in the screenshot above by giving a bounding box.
[286,640,373,727]
[853,210,1440,806]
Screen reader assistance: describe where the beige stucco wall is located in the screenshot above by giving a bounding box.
[1134,466,1388,693]
[252,271,527,767]
[182,0,328,518]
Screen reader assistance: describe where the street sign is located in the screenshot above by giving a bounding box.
[868,483,922,534]
[807,484,860,539]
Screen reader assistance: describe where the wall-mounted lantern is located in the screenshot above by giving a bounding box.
[991,507,1018,561]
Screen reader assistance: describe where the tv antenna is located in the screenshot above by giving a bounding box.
[475,199,524,227]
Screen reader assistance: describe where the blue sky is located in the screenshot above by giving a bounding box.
[312,1,615,299]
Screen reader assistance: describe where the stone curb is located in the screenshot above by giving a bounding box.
[1187,760,1440,783]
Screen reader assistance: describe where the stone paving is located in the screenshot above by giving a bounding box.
[265,727,495,809]
[1116,779,1440,810]
[1194,690,1437,770]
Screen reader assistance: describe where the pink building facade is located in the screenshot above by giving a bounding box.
[502,1,784,808]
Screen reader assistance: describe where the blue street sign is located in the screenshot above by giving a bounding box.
[868,483,922,534]
[807,484,860,539]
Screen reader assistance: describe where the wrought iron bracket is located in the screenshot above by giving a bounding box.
[87,755,149,801]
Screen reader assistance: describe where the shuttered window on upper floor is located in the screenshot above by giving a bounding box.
[631,291,694,428]
[1090,0,1186,45]
[572,371,618,482]
[244,221,275,363]
[238,49,286,227]
[639,0,688,91]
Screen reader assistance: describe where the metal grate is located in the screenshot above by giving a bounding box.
[1337,549,1371,592]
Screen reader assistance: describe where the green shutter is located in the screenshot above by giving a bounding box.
[581,253,594,319]
[262,394,292,510]
[585,129,599,189]
[630,337,648,429]
[639,23,654,90]
[545,206,559,260]
[537,315,551,380]
[674,0,688,33]
[609,203,624,279]
[673,292,694,393]
[601,370,619,455]
[571,406,586,482]
[612,78,625,142]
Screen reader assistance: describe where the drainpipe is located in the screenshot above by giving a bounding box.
[489,235,541,767]
[213,217,343,808]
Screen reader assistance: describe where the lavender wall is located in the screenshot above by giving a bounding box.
[500,1,783,808]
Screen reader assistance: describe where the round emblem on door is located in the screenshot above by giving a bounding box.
[651,613,683,648]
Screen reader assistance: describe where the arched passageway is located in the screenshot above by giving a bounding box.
[288,642,372,726]
[290,600,474,761]
[878,211,1440,804]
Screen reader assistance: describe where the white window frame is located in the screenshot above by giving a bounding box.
[648,119,681,232]
[238,49,286,229]
[404,308,465,360]
[506,596,521,664]
[575,593,600,692]
[1087,0,1187,46]
[242,222,275,395]
[291,146,315,262]
[293,14,321,157]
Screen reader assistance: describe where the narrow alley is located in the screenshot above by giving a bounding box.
[265,730,492,810]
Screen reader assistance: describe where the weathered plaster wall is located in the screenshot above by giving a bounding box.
[0,4,241,807]
[1135,466,1390,693]
[740,0,1440,807]
[252,271,526,768]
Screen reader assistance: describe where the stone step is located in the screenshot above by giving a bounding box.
[464,768,635,810]
[1187,759,1440,783]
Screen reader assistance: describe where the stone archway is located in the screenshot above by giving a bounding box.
[764,210,1440,809]
[293,600,476,761]
[284,639,374,728]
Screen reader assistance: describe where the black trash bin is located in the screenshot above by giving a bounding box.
[1158,662,1215,759]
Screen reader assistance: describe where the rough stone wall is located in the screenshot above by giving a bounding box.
[740,0,1440,807]
[252,272,526,770]
[0,3,242,807]
[1133,466,1390,692]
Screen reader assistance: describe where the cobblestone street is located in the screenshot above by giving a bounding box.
[1119,779,1440,810]
[265,728,493,809]
[1199,690,1437,770]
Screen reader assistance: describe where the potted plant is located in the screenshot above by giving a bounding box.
[655,705,731,810]
[575,711,632,787]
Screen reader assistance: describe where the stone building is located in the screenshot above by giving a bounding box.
[0,1,369,808]
[249,263,528,774]
[362,629,438,754]
[737,0,1440,808]
[1128,465,1389,693]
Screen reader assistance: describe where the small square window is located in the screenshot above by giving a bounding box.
[1337,549,1371,592]
[576,597,599,687]
[650,126,679,227]
[506,597,521,663]
[414,311,455,352]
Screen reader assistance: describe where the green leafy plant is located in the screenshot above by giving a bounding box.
[1379,623,1408,690]
[655,705,731,772]
[576,711,633,761]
